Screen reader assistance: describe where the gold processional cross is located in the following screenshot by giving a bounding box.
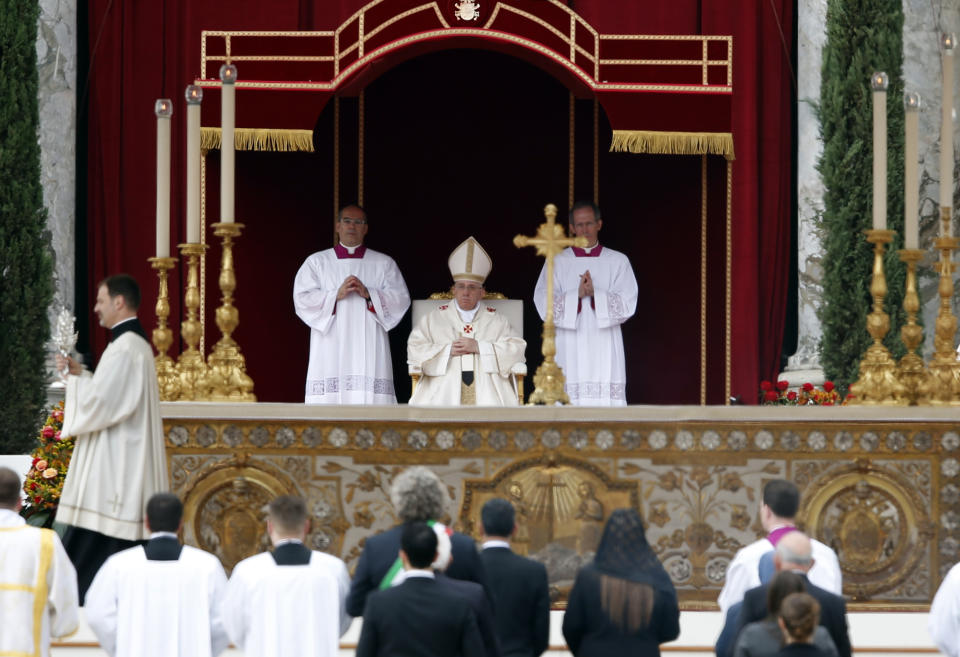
[514,204,587,405]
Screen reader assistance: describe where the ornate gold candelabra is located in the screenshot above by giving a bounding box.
[200,222,256,401]
[848,229,908,405]
[175,242,210,400]
[896,249,930,404]
[921,210,960,404]
[148,256,180,401]
[514,204,586,405]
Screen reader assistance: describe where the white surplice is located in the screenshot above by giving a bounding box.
[407,302,526,406]
[223,550,351,657]
[929,561,960,657]
[294,247,410,404]
[0,509,79,657]
[84,544,229,657]
[59,331,168,540]
[716,534,843,615]
[534,245,638,406]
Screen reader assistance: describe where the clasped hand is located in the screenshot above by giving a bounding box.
[578,270,594,298]
[337,275,370,301]
[451,337,479,356]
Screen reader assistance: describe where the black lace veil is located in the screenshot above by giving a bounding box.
[592,508,675,594]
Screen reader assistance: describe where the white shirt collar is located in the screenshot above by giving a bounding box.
[454,300,480,322]
[403,569,435,580]
[273,538,304,547]
[582,242,599,253]
[149,531,179,540]
[482,540,511,550]
[339,242,359,254]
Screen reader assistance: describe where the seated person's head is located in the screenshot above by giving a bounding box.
[778,592,820,644]
[267,495,309,542]
[146,493,183,533]
[401,521,439,570]
[390,467,448,523]
[766,570,806,617]
[0,467,21,511]
[481,498,516,538]
[447,237,491,311]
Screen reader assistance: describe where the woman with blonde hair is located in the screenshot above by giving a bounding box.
[562,508,679,656]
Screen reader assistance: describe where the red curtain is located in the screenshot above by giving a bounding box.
[83,0,793,404]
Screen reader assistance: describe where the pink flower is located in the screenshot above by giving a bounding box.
[35,460,48,471]
[42,468,58,479]
[42,426,55,438]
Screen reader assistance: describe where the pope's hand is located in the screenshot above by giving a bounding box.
[451,337,479,355]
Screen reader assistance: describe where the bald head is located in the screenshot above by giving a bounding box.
[774,531,814,573]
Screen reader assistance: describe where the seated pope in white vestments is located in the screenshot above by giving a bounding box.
[293,204,411,404]
[534,201,638,406]
[223,495,352,657]
[408,236,526,406]
[84,493,229,657]
[0,467,79,657]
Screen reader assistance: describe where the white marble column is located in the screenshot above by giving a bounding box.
[783,0,828,386]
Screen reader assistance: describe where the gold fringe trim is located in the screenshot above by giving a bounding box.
[610,130,735,160]
[200,127,315,152]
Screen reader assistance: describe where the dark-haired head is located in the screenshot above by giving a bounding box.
[146,493,183,532]
[766,570,805,618]
[762,479,800,519]
[267,495,308,538]
[401,521,438,569]
[481,498,515,538]
[568,200,601,223]
[0,467,21,510]
[99,274,141,311]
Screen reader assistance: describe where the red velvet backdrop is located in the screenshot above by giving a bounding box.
[83,0,793,404]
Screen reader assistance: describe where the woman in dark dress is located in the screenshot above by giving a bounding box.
[774,593,831,657]
[562,508,680,656]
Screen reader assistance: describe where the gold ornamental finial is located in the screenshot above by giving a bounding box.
[514,203,587,405]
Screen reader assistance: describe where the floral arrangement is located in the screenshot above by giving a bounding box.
[20,401,74,526]
[759,380,841,406]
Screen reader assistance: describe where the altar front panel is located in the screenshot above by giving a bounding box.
[163,403,959,608]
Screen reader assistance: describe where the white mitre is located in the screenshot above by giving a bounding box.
[448,236,492,284]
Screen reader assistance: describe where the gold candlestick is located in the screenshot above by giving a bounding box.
[848,229,908,405]
[200,222,256,401]
[175,243,209,400]
[922,217,960,404]
[148,256,180,401]
[896,249,929,404]
[514,204,586,405]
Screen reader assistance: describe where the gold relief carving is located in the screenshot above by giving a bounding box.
[800,465,933,601]
[180,456,347,573]
[460,455,638,600]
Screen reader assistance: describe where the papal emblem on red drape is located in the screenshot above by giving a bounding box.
[455,0,480,21]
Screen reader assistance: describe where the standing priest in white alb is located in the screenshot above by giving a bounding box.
[84,493,229,657]
[56,274,168,603]
[294,204,410,404]
[534,201,638,405]
[408,237,526,406]
[223,495,352,657]
[929,560,960,657]
[0,466,78,657]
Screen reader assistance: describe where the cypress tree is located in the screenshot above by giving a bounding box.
[817,0,907,394]
[0,1,55,453]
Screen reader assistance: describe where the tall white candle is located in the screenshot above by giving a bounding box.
[905,93,921,249]
[185,85,203,243]
[220,64,237,223]
[941,33,955,233]
[871,72,888,231]
[154,99,173,258]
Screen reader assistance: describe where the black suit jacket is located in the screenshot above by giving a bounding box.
[437,573,501,657]
[347,524,488,617]
[480,546,550,657]
[737,575,850,657]
[144,536,182,561]
[356,576,486,657]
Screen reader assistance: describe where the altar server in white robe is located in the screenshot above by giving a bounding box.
[534,201,638,406]
[294,204,410,404]
[84,493,228,657]
[0,467,79,657]
[408,236,526,406]
[56,274,168,602]
[223,495,351,657]
[717,479,841,616]
[929,561,960,657]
